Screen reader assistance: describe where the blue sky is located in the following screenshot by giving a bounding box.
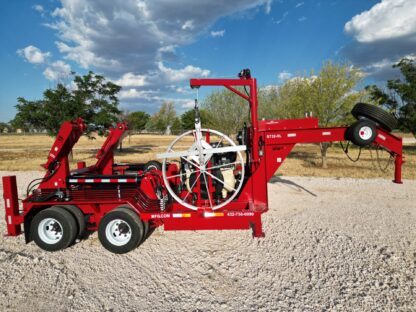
[1,0,415,122]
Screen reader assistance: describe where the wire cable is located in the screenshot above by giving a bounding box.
[369,145,394,173]
[340,141,362,162]
[26,162,61,196]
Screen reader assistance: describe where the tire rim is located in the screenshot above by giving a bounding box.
[359,126,373,140]
[38,218,63,244]
[105,219,132,246]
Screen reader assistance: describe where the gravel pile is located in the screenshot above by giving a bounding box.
[0,171,415,311]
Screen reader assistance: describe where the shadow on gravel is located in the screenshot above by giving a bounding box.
[269,176,317,197]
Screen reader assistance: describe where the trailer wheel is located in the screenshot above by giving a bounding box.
[144,160,162,172]
[351,103,398,132]
[116,206,147,243]
[57,205,87,239]
[98,207,144,254]
[31,207,77,251]
[347,120,377,147]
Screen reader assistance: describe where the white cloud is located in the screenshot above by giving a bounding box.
[33,4,44,13]
[56,41,120,71]
[344,0,416,43]
[265,0,272,14]
[261,85,279,93]
[180,99,197,109]
[210,30,225,38]
[343,0,416,80]
[298,16,306,22]
[118,89,156,100]
[181,20,194,30]
[295,2,304,8]
[47,0,271,74]
[115,73,147,87]
[158,45,176,54]
[158,62,210,83]
[24,0,272,112]
[43,60,72,81]
[361,54,416,80]
[17,45,50,64]
[278,71,293,82]
[175,86,194,95]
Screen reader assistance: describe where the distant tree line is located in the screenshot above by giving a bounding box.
[6,59,416,168]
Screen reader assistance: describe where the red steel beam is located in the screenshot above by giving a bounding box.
[2,176,22,236]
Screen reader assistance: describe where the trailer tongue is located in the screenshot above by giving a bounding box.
[2,69,404,254]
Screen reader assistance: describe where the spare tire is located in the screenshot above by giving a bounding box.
[346,120,377,147]
[351,103,398,132]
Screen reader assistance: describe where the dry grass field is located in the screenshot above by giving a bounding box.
[0,133,415,179]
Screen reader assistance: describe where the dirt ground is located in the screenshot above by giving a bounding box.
[0,171,415,311]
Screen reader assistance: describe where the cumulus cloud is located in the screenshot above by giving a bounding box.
[343,0,416,80]
[33,4,44,13]
[48,0,271,75]
[180,99,197,109]
[118,88,156,100]
[157,62,210,83]
[278,70,293,82]
[115,73,147,88]
[27,0,272,112]
[295,2,304,8]
[345,0,416,43]
[43,60,72,81]
[17,45,50,64]
[181,20,195,30]
[210,30,225,38]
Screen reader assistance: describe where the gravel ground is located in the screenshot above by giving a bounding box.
[0,171,415,312]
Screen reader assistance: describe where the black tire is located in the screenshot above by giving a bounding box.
[31,207,77,252]
[118,207,148,244]
[141,220,149,242]
[98,206,144,254]
[346,120,377,147]
[144,160,162,172]
[57,205,87,239]
[351,103,398,132]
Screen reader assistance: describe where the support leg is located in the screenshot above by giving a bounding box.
[251,215,265,238]
[2,176,22,236]
[394,154,403,184]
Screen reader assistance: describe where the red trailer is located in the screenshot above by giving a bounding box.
[2,69,404,253]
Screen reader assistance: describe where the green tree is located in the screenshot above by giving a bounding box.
[366,58,416,136]
[203,88,250,135]
[127,111,150,132]
[12,98,46,132]
[146,101,179,133]
[12,71,121,135]
[181,108,214,130]
[308,62,364,168]
[259,61,365,168]
[0,122,12,133]
[171,117,182,134]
